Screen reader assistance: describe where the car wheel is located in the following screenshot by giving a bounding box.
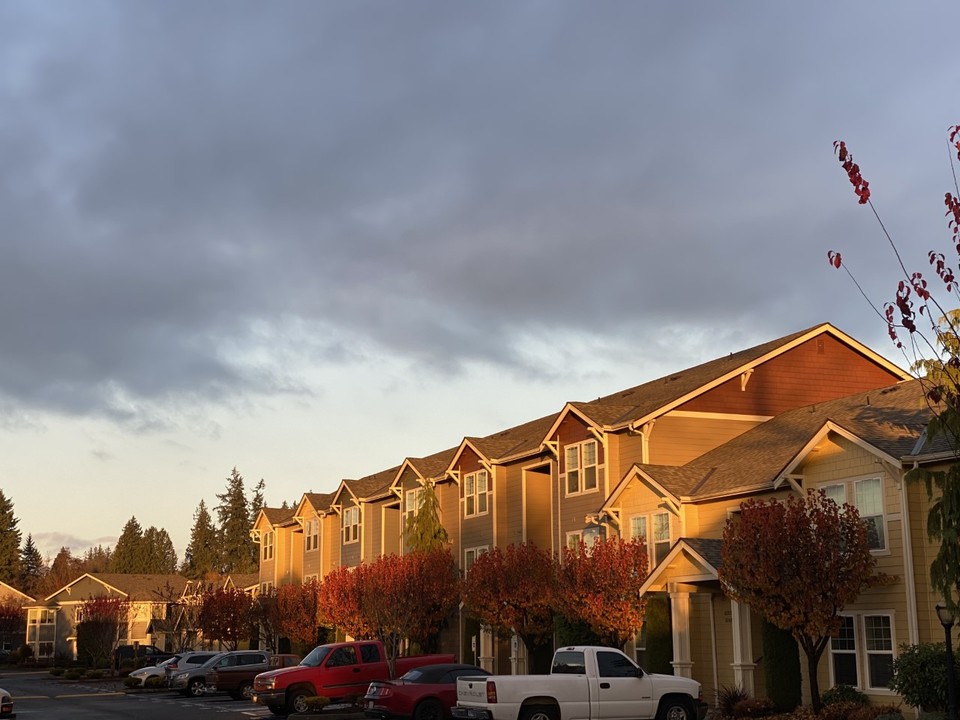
[238,682,254,700]
[187,678,206,698]
[657,698,693,720]
[288,689,311,714]
[520,705,559,720]
[414,698,445,720]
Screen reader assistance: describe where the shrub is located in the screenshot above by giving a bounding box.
[123,676,141,688]
[120,658,135,671]
[16,643,33,664]
[732,698,776,718]
[819,700,869,720]
[821,686,869,707]
[49,667,65,677]
[891,642,957,711]
[144,675,165,688]
[86,669,103,679]
[64,669,85,680]
[718,686,751,718]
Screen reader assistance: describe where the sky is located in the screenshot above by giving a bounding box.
[1,1,959,563]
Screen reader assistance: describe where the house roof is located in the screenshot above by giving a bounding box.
[636,379,934,501]
[226,573,259,591]
[543,324,910,439]
[341,466,401,503]
[261,507,295,526]
[46,573,190,603]
[303,492,336,513]
[455,412,559,466]
[0,580,33,603]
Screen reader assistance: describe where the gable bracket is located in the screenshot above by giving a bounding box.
[741,368,754,391]
[542,440,559,458]
[775,473,804,494]
[480,460,494,475]
[660,496,681,515]
[447,469,461,484]
[588,427,604,442]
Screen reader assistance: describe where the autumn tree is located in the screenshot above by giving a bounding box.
[182,500,220,579]
[461,543,556,666]
[0,490,22,586]
[719,490,885,713]
[0,600,25,656]
[404,482,449,552]
[19,534,45,595]
[831,132,960,613]
[41,547,81,595]
[317,564,370,640]
[75,595,130,668]
[197,587,254,650]
[276,580,323,654]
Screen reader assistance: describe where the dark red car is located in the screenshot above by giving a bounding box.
[364,663,489,720]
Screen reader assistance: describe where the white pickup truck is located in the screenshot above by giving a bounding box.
[451,646,705,720]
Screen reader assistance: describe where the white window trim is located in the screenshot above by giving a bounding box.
[303,573,318,583]
[627,511,672,567]
[819,474,889,554]
[305,517,319,552]
[463,470,490,518]
[828,611,897,693]
[563,439,602,497]
[565,530,583,552]
[262,531,275,561]
[464,545,489,574]
[405,487,425,524]
[342,505,361,544]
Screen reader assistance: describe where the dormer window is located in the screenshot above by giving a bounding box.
[262,531,274,561]
[342,506,360,544]
[564,439,602,495]
[405,487,425,525]
[464,470,489,518]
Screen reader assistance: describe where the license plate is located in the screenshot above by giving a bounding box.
[367,700,375,710]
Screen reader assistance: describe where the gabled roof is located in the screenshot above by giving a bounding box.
[636,379,932,501]
[542,323,910,441]
[0,580,33,603]
[332,467,401,508]
[294,492,336,520]
[446,412,559,473]
[252,506,296,531]
[639,538,722,595]
[44,573,189,603]
[391,447,459,493]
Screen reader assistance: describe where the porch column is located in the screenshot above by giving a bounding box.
[669,589,693,678]
[730,599,755,695]
[510,633,527,674]
[479,625,495,672]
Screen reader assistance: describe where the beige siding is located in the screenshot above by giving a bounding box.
[522,462,553,550]
[646,414,765,466]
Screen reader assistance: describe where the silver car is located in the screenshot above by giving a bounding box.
[163,651,220,687]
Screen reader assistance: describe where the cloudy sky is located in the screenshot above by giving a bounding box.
[2,1,958,562]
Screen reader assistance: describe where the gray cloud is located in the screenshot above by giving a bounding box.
[0,1,957,426]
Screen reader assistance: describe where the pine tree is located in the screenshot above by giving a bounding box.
[0,490,22,586]
[80,545,112,573]
[404,482,449,552]
[111,516,146,573]
[183,500,220,579]
[20,534,45,595]
[41,547,81,595]
[215,468,256,573]
[142,527,178,573]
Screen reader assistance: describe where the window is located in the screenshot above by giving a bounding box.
[360,643,382,663]
[597,650,639,678]
[327,646,358,666]
[564,440,602,495]
[829,614,895,691]
[552,650,586,674]
[262,531,274,561]
[464,470,489,517]
[305,517,319,552]
[261,581,274,594]
[405,487,424,525]
[342,505,360,544]
[628,512,672,566]
[566,531,583,552]
[464,546,488,574]
[304,574,318,583]
[821,477,886,551]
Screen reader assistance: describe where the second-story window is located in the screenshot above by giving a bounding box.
[821,477,886,551]
[464,470,489,517]
[405,487,425,525]
[564,439,601,495]
[342,505,360,544]
[305,518,319,551]
[628,512,671,566]
[262,531,274,561]
[464,546,488,574]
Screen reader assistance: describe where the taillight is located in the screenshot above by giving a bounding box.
[486,680,497,703]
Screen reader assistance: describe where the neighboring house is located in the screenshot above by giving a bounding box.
[0,581,33,654]
[24,573,189,661]
[252,322,953,706]
[251,507,299,593]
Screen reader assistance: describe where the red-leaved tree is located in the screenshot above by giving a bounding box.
[277,579,322,653]
[556,537,649,650]
[76,595,131,668]
[461,543,556,666]
[719,490,888,713]
[197,587,254,650]
[317,564,371,640]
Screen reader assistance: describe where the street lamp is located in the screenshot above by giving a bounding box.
[937,603,957,720]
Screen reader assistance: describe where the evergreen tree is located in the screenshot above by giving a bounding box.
[80,545,112,573]
[111,516,146,573]
[182,500,219,579]
[20,534,45,595]
[215,468,256,573]
[142,527,178,573]
[404,483,449,552]
[0,490,22,586]
[41,547,81,595]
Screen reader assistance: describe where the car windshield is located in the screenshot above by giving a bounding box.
[300,646,331,667]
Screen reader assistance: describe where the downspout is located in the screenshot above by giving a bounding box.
[900,465,919,645]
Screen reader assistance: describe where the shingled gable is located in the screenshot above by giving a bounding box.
[628,379,932,503]
[445,412,560,478]
[293,491,336,523]
[331,466,401,510]
[540,323,911,442]
[251,506,296,540]
[390,446,458,493]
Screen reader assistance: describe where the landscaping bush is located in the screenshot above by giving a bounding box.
[718,685,750,718]
[821,686,869,707]
[15,643,33,664]
[144,675,165,688]
[49,667,65,676]
[64,669,85,680]
[86,669,104,679]
[732,698,776,718]
[890,642,956,711]
[819,700,869,720]
[123,676,141,688]
[762,619,801,712]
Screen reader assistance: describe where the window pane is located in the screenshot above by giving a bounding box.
[584,466,597,490]
[478,493,487,513]
[566,446,579,471]
[567,469,580,494]
[856,479,883,516]
[653,513,670,542]
[868,653,893,688]
[583,441,597,467]
[477,471,488,492]
[833,653,858,687]
[824,484,846,505]
[864,616,892,651]
[864,516,885,550]
[655,540,670,565]
[466,496,474,516]
[631,516,647,540]
[831,616,856,651]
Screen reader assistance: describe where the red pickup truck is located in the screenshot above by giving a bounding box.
[253,640,455,716]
